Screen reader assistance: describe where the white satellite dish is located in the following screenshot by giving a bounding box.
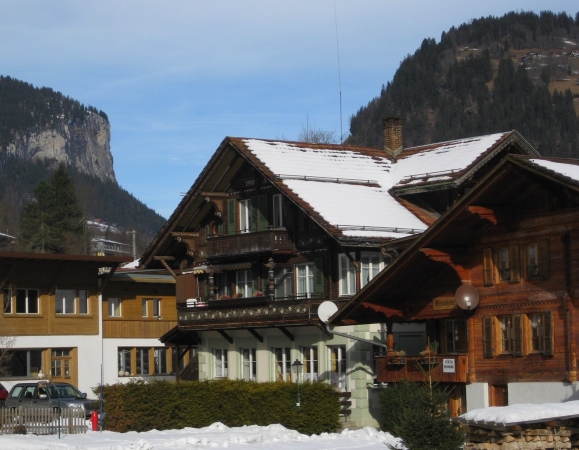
[317,301,338,323]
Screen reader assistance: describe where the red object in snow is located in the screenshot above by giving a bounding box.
[90,411,99,431]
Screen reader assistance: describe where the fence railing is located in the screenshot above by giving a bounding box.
[0,406,87,435]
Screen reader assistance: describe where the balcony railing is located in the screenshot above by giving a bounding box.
[177,294,341,330]
[374,354,468,384]
[206,229,293,258]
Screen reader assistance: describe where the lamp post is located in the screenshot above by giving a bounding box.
[292,359,303,407]
[38,370,61,439]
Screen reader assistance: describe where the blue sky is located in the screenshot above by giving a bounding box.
[1,1,578,219]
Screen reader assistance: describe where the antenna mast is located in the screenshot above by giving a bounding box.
[334,1,343,143]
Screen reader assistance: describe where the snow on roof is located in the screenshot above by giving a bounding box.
[243,133,506,238]
[459,401,579,426]
[122,258,140,269]
[530,159,579,183]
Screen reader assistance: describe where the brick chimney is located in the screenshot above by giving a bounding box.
[383,117,404,158]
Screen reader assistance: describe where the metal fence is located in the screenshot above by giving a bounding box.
[0,406,87,435]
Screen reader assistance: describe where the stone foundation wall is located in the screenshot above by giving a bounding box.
[464,424,577,449]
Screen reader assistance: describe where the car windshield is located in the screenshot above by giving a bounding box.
[45,384,84,399]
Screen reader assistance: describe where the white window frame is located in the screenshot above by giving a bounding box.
[360,252,386,288]
[15,289,39,314]
[273,194,284,228]
[118,348,132,376]
[142,298,161,318]
[241,348,257,381]
[154,347,168,374]
[55,289,76,314]
[214,349,228,378]
[108,298,121,317]
[239,199,252,234]
[273,347,291,382]
[302,346,318,382]
[339,253,356,296]
[236,270,253,298]
[79,290,89,315]
[329,345,347,389]
[296,263,314,298]
[275,267,293,299]
[136,347,149,375]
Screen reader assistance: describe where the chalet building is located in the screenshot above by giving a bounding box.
[139,120,539,427]
[0,252,131,394]
[331,155,579,415]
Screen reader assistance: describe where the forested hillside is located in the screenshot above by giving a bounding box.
[347,11,579,157]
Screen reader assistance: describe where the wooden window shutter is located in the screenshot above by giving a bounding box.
[227,199,236,235]
[250,197,257,232]
[509,244,520,283]
[257,194,269,231]
[482,315,494,358]
[543,311,554,356]
[512,314,523,356]
[314,257,324,296]
[538,240,550,280]
[483,248,494,286]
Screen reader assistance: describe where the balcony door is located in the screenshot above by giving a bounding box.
[329,345,347,390]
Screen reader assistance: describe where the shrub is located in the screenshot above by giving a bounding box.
[99,379,340,435]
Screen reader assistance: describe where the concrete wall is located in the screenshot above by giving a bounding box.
[508,382,579,404]
[466,383,489,411]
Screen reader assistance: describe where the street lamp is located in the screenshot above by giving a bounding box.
[292,359,303,407]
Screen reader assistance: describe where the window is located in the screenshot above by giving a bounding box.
[108,298,121,317]
[16,289,39,314]
[236,270,253,298]
[329,345,347,389]
[51,349,71,378]
[55,289,75,314]
[3,288,12,314]
[142,298,161,318]
[275,267,293,299]
[361,253,385,288]
[483,246,520,285]
[136,348,150,375]
[273,347,291,382]
[529,313,553,355]
[241,348,257,381]
[6,350,43,376]
[302,346,318,382]
[445,319,459,353]
[214,349,228,378]
[215,273,230,299]
[499,248,510,281]
[239,199,252,233]
[273,194,284,228]
[526,241,549,280]
[339,254,356,296]
[498,315,523,356]
[118,348,132,376]
[154,348,168,374]
[296,263,314,298]
[79,290,89,314]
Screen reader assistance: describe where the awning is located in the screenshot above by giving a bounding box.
[189,262,253,274]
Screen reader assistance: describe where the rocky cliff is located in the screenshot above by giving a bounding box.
[5,112,116,183]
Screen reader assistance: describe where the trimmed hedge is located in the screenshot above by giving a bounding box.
[100,379,341,435]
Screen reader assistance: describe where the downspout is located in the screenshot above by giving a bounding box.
[324,324,388,349]
[562,233,577,383]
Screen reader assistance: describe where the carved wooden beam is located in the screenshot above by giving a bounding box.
[200,192,232,218]
[171,232,199,257]
[217,329,233,344]
[360,302,404,318]
[154,256,177,279]
[420,248,471,280]
[247,328,263,343]
[467,206,513,225]
[278,326,295,342]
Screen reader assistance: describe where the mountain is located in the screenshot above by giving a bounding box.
[347,11,579,158]
[0,76,165,250]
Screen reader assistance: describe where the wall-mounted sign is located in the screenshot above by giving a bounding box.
[433,297,456,310]
[443,359,455,373]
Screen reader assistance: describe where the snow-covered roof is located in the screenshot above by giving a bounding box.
[459,401,579,428]
[241,132,511,239]
[529,158,579,183]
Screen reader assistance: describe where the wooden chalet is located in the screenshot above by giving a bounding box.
[331,155,579,415]
[139,121,538,427]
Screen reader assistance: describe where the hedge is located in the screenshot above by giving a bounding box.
[99,379,341,435]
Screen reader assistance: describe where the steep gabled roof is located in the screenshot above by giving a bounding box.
[330,154,579,325]
[141,131,537,267]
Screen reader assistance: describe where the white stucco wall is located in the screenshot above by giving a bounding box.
[466,383,489,411]
[508,382,579,404]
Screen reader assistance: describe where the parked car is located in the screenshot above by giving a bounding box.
[0,382,8,407]
[5,381,98,418]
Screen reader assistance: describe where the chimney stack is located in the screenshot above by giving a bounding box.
[383,117,403,158]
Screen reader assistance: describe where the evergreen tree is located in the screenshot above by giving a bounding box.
[19,163,88,254]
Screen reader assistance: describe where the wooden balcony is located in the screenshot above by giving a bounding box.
[206,229,293,258]
[177,294,340,330]
[374,354,468,384]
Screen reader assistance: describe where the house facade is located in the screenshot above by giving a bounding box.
[140,122,539,427]
[332,155,579,414]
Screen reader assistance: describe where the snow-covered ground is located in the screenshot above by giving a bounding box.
[0,422,404,449]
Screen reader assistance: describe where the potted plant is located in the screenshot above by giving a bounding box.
[388,350,406,365]
[234,293,243,299]
[220,295,231,300]
[255,291,265,297]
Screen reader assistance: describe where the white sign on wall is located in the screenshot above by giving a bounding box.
[443,359,455,373]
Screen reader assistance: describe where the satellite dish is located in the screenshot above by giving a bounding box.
[317,301,338,323]
[455,284,480,310]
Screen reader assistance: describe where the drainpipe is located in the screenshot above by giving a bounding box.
[323,324,388,349]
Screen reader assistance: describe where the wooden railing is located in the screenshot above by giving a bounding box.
[207,229,293,257]
[0,406,87,435]
[374,354,468,383]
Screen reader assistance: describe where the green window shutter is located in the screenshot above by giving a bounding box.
[512,314,523,357]
[227,199,236,235]
[543,312,554,356]
[314,257,324,296]
[482,315,494,358]
[217,222,224,235]
[250,197,257,232]
[257,194,269,231]
[509,244,520,283]
[538,240,550,280]
[483,248,494,286]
